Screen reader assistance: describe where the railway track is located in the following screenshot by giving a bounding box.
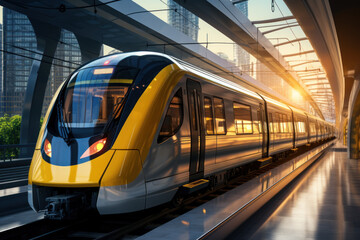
[0,165,29,182]
[0,165,29,189]
[0,139,334,240]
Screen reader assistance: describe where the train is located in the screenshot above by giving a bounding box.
[28,51,335,219]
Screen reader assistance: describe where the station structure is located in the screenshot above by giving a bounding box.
[0,0,359,239]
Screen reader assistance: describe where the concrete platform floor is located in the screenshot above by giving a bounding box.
[0,209,43,232]
[228,142,360,240]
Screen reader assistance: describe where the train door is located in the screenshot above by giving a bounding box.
[291,111,296,149]
[258,103,268,158]
[268,112,274,151]
[187,79,205,182]
[306,115,310,144]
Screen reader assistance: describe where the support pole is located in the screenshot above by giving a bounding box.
[348,78,360,159]
[20,19,61,157]
[75,34,102,63]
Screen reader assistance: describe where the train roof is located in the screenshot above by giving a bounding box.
[170,56,263,101]
[84,51,327,123]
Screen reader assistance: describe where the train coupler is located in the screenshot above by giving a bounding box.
[45,193,86,220]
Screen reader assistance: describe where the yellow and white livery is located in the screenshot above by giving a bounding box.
[28,52,335,219]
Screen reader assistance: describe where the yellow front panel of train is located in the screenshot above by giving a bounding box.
[113,64,184,163]
[100,150,141,187]
[29,149,115,187]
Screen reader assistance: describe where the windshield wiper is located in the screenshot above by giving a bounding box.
[57,90,72,144]
[101,86,133,135]
[102,96,127,135]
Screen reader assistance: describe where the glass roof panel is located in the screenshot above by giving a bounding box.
[247,0,335,121]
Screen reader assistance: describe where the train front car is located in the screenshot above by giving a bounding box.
[28,52,179,219]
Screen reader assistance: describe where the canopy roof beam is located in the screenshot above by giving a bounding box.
[251,16,296,24]
[305,84,330,87]
[283,50,315,58]
[273,37,308,47]
[290,60,319,67]
[262,24,299,35]
[301,77,327,81]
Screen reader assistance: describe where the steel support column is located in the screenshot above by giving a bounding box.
[347,78,360,159]
[75,34,102,63]
[20,19,61,156]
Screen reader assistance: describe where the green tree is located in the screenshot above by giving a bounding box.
[0,115,21,144]
[0,114,22,158]
[0,115,45,159]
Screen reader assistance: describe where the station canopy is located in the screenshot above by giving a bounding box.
[246,0,335,121]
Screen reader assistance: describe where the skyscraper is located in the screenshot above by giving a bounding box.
[0,24,3,95]
[167,0,199,41]
[0,8,81,117]
[233,0,251,74]
[1,9,36,116]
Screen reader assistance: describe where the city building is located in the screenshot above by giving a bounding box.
[1,9,35,116]
[0,24,3,96]
[167,0,199,41]
[233,0,251,74]
[0,8,81,117]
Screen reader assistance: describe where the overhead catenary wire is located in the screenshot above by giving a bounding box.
[146,41,241,47]
[5,0,122,11]
[127,8,177,16]
[4,43,81,66]
[0,48,78,70]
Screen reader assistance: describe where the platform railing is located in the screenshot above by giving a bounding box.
[0,144,35,167]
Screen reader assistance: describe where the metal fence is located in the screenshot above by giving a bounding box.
[0,144,35,166]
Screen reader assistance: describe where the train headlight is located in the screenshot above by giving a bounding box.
[44,139,52,157]
[81,138,107,159]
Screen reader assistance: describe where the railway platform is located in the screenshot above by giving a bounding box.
[138,140,339,239]
[227,141,359,240]
[0,160,39,232]
[0,185,42,232]
[0,162,30,218]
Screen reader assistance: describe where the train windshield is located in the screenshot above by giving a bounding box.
[61,66,137,132]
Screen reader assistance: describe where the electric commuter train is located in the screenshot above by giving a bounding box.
[28,52,335,219]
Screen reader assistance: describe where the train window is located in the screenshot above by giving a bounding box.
[158,88,183,143]
[289,115,293,133]
[269,113,274,133]
[281,114,286,133]
[256,110,262,133]
[283,114,289,133]
[310,122,316,133]
[274,112,280,133]
[204,97,215,135]
[214,97,226,134]
[279,113,284,133]
[296,118,306,133]
[63,69,133,124]
[233,102,252,134]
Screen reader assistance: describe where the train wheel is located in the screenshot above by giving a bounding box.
[172,191,184,207]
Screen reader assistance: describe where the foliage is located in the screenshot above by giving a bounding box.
[0,114,21,145]
[0,114,22,159]
[0,115,44,159]
[0,114,21,158]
